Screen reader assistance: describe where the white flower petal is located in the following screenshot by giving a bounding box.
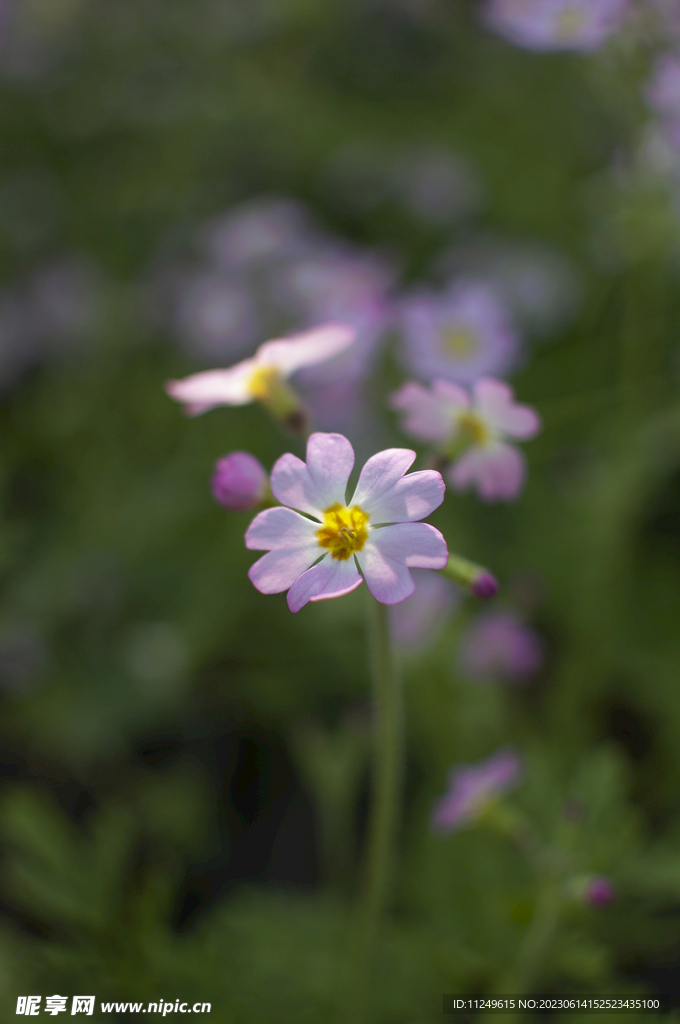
[351,448,416,510]
[270,434,354,515]
[270,453,318,516]
[257,323,356,376]
[368,522,448,568]
[473,378,541,439]
[306,432,355,507]
[165,361,256,414]
[245,507,319,551]
[356,540,415,605]
[287,556,362,613]
[352,448,445,523]
[390,380,466,443]
[248,546,320,595]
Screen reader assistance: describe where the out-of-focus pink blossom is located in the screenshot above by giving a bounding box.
[400,281,519,386]
[390,568,461,650]
[435,237,581,338]
[391,377,541,502]
[203,198,312,269]
[646,53,680,117]
[173,273,256,361]
[274,249,393,434]
[277,251,392,377]
[432,747,522,833]
[586,876,616,907]
[648,0,680,39]
[211,452,269,511]
[482,0,631,52]
[458,609,543,682]
[165,322,356,416]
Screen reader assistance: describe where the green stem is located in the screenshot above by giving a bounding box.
[346,596,403,1024]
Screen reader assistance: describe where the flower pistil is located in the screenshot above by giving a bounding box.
[316,503,369,561]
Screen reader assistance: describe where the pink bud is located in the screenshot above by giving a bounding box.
[586,876,616,907]
[211,452,268,511]
[471,572,499,600]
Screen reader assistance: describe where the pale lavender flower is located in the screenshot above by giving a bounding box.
[390,377,541,501]
[648,0,680,38]
[643,54,680,167]
[646,53,680,117]
[400,281,519,386]
[203,198,312,269]
[276,250,393,433]
[212,452,269,511]
[165,322,356,416]
[174,272,256,361]
[278,250,393,379]
[245,433,448,612]
[436,237,581,337]
[432,747,522,832]
[458,609,543,682]
[482,0,631,52]
[390,569,461,650]
[297,376,366,434]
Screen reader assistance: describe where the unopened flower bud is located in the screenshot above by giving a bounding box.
[586,876,616,907]
[566,873,616,908]
[471,572,499,600]
[211,452,269,510]
[442,554,498,600]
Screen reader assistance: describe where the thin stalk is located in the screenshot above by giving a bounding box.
[346,595,403,1024]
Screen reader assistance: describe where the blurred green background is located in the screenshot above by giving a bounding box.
[2,0,680,1020]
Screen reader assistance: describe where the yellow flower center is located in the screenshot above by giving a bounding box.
[457,410,492,446]
[316,503,369,561]
[248,365,281,400]
[442,326,477,359]
[556,7,584,40]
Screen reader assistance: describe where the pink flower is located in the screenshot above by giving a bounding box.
[165,322,356,416]
[211,452,269,511]
[390,569,461,650]
[390,377,541,502]
[646,53,680,118]
[245,433,448,613]
[482,0,631,52]
[458,609,544,682]
[275,250,393,431]
[432,747,522,832]
[173,273,256,362]
[203,198,312,269]
[400,281,519,386]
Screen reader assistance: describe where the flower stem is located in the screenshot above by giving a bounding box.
[346,595,403,1024]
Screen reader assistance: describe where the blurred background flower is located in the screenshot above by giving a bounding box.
[458,609,544,684]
